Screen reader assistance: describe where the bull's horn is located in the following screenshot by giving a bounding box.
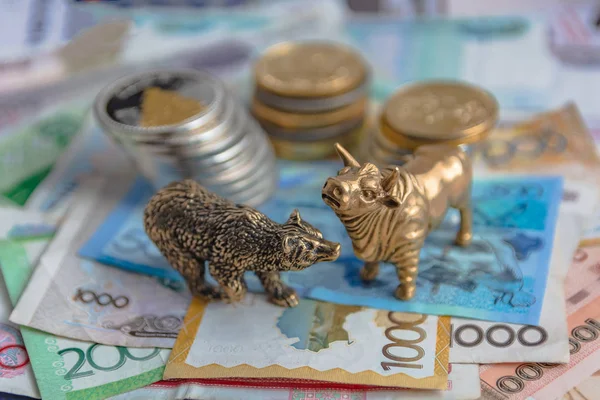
[335,143,360,168]
[382,167,400,192]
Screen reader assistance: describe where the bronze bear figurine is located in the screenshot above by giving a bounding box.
[322,143,473,301]
[143,179,341,307]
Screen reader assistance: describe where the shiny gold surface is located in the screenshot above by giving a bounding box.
[382,81,498,145]
[251,97,367,129]
[254,41,367,98]
[380,115,492,150]
[139,87,205,127]
[322,143,473,301]
[269,123,364,160]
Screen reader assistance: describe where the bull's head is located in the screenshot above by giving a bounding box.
[322,144,409,213]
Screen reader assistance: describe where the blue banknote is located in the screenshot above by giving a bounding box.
[80,161,562,324]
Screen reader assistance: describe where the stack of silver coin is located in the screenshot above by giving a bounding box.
[94,69,277,206]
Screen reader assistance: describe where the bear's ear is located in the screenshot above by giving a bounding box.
[282,236,295,254]
[287,209,302,224]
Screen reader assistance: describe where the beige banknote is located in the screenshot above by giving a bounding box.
[473,102,600,186]
[9,178,191,348]
[164,293,450,389]
[479,244,600,399]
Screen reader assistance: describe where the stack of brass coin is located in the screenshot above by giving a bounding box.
[94,69,277,206]
[365,81,499,166]
[251,41,370,160]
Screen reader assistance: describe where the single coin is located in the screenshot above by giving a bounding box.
[259,116,364,142]
[270,123,364,161]
[253,73,369,112]
[95,68,226,142]
[251,97,367,129]
[254,41,367,98]
[381,80,499,144]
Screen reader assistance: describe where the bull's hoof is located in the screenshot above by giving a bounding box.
[395,284,416,301]
[268,286,299,308]
[455,232,472,247]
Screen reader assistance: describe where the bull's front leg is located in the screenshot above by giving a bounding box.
[393,246,422,301]
[455,205,473,247]
[256,271,299,307]
[360,261,380,282]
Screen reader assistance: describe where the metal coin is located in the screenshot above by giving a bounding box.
[95,69,226,142]
[259,116,364,142]
[253,73,370,113]
[251,97,367,129]
[381,80,499,147]
[254,41,368,98]
[270,123,364,161]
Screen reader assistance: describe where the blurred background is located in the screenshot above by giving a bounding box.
[3,0,600,130]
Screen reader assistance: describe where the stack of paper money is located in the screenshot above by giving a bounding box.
[1,93,600,400]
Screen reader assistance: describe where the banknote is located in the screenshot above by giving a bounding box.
[164,293,450,389]
[81,160,563,324]
[0,207,171,400]
[450,181,597,363]
[23,120,131,220]
[473,103,600,187]
[479,243,600,399]
[10,178,191,348]
[0,207,57,399]
[561,370,600,400]
[110,364,480,400]
[0,103,88,207]
[0,264,39,399]
[346,16,555,111]
[479,294,600,400]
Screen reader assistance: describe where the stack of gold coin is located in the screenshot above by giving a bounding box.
[251,41,371,160]
[365,81,499,166]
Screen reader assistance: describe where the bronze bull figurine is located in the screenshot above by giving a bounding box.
[322,143,473,300]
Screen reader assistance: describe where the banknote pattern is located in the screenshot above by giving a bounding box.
[479,242,600,399]
[479,295,600,400]
[24,123,131,220]
[81,161,563,324]
[0,207,170,400]
[0,105,88,207]
[473,103,600,186]
[0,273,39,400]
[450,181,597,363]
[0,208,58,399]
[10,180,191,348]
[164,293,450,389]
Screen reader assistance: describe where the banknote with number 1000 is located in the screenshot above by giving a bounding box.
[0,207,170,400]
[479,243,600,399]
[165,293,450,389]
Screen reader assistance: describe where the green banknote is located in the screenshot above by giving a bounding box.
[0,105,88,207]
[0,207,169,400]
